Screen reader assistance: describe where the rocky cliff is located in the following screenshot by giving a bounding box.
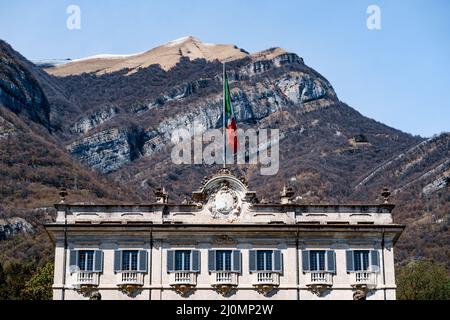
[0,36,448,271]
[57,41,338,174]
[0,41,51,129]
[0,217,34,240]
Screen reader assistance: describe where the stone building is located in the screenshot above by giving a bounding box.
[45,169,403,300]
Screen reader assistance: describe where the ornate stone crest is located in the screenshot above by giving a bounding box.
[206,182,241,220]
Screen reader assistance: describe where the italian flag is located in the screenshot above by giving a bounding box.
[224,71,237,155]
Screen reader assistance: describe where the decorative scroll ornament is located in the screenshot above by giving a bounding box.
[353,289,367,300]
[172,284,195,297]
[255,284,277,296]
[213,284,236,297]
[118,284,142,297]
[75,284,98,297]
[211,235,238,245]
[308,284,331,297]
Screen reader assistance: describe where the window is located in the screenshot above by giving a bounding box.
[121,250,138,271]
[70,250,102,273]
[215,250,232,271]
[257,250,273,271]
[310,251,326,271]
[208,250,241,273]
[303,250,335,273]
[354,250,370,271]
[250,250,282,273]
[78,250,94,271]
[114,250,147,273]
[175,250,191,271]
[168,250,200,273]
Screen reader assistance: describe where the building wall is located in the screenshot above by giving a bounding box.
[52,235,397,300]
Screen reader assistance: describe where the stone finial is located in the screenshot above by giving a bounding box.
[280,184,294,204]
[381,187,391,204]
[59,188,68,203]
[154,187,169,204]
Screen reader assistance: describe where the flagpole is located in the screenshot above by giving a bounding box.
[223,62,226,168]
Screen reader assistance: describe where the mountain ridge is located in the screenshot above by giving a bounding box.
[45,36,251,76]
[0,37,448,271]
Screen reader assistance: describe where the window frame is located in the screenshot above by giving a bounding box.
[121,250,139,271]
[353,250,370,271]
[78,250,94,272]
[256,250,273,271]
[215,250,232,271]
[174,250,192,271]
[309,250,326,271]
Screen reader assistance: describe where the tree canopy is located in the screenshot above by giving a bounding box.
[397,260,450,300]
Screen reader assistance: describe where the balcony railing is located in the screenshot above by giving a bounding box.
[74,271,99,287]
[117,272,144,286]
[306,272,333,286]
[169,272,197,286]
[351,271,377,288]
[211,272,239,286]
[252,272,280,286]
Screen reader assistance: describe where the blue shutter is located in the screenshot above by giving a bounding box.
[346,250,354,272]
[191,250,200,272]
[232,250,241,273]
[326,250,335,273]
[249,250,256,272]
[273,250,282,273]
[69,250,78,270]
[208,250,216,272]
[371,250,380,272]
[114,250,121,272]
[94,250,103,272]
[138,250,148,272]
[167,250,174,272]
[302,250,310,272]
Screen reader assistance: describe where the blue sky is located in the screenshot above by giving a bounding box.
[0,0,449,137]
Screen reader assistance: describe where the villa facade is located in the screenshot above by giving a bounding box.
[45,169,403,300]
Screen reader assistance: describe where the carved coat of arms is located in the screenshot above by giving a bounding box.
[206,182,241,220]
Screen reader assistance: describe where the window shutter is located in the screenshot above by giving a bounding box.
[138,250,148,272]
[249,250,256,272]
[69,250,78,272]
[208,250,216,272]
[302,250,310,272]
[191,250,200,272]
[273,250,282,273]
[232,250,241,273]
[94,250,103,272]
[346,250,354,272]
[114,250,122,272]
[370,250,380,272]
[167,250,174,273]
[326,250,335,273]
